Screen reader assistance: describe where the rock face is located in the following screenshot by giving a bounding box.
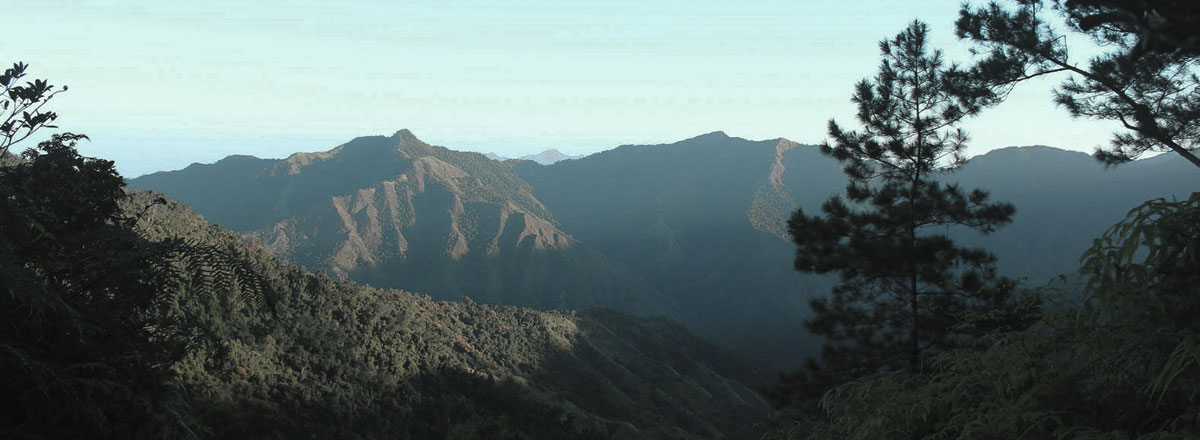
[132,130,675,316]
[132,129,1200,367]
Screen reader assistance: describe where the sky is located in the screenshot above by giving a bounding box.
[4,0,1120,177]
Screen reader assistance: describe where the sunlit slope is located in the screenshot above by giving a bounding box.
[130,191,769,440]
[132,130,675,315]
[132,130,1200,368]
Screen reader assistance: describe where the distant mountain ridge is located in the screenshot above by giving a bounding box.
[131,129,1200,367]
[486,149,584,165]
[131,130,676,317]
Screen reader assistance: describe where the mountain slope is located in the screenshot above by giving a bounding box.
[514,132,840,366]
[514,133,1200,366]
[950,146,1200,283]
[132,130,1200,368]
[129,190,769,439]
[519,149,583,164]
[131,130,673,315]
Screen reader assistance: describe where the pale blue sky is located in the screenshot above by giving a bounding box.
[5,0,1115,177]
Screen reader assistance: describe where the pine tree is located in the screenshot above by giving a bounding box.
[775,22,1034,412]
[781,193,1200,440]
[957,0,1200,168]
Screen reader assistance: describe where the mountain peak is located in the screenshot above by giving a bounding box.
[518,149,582,165]
[697,130,729,139]
[391,129,429,147]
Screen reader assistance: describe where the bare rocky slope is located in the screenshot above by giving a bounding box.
[131,130,1200,367]
[133,130,675,316]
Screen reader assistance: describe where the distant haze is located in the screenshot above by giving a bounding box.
[6,1,1122,178]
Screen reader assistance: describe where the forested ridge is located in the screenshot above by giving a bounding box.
[2,142,770,438]
[6,0,1200,438]
[133,123,1199,369]
[0,68,769,438]
[137,190,770,439]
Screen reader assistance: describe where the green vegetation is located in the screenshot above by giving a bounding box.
[770,193,1200,439]
[133,127,1199,371]
[765,2,1200,437]
[768,20,1038,419]
[958,0,1200,168]
[0,136,270,437]
[134,194,771,439]
[9,1,1200,435]
[1,62,769,439]
[1,62,65,152]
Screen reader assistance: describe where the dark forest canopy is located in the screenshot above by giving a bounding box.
[6,1,1200,435]
[0,63,769,440]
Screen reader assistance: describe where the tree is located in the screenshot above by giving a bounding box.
[1,62,65,155]
[0,63,269,439]
[768,21,1035,416]
[957,0,1200,168]
[778,192,1200,440]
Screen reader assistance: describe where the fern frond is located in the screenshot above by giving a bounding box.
[1149,334,1200,407]
[149,238,274,315]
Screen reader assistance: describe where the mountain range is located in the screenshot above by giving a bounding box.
[130,129,1200,367]
[486,149,583,165]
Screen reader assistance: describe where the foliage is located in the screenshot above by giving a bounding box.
[118,188,771,439]
[0,135,255,438]
[1,129,765,438]
[770,192,1200,440]
[1,62,65,154]
[0,61,270,438]
[792,20,1020,372]
[957,0,1200,168]
[132,125,1200,371]
[768,21,1037,421]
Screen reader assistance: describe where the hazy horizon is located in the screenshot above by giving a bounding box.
[6,0,1121,177]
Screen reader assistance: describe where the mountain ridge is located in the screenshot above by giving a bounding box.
[131,131,678,318]
[485,148,584,165]
[125,190,769,439]
[130,129,1200,367]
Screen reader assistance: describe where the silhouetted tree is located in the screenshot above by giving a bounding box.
[777,192,1200,440]
[769,21,1036,418]
[1,62,65,154]
[0,63,269,439]
[957,0,1200,168]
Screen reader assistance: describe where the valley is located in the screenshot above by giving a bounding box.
[130,129,1200,367]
